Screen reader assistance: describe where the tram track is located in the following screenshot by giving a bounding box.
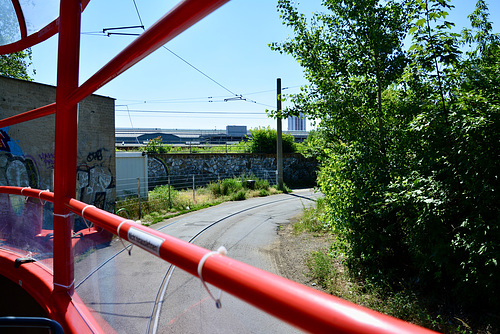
[74,191,319,333]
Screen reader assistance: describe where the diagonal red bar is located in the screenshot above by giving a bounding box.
[0,103,56,128]
[67,0,230,106]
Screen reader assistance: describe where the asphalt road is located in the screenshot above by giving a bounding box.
[74,189,320,333]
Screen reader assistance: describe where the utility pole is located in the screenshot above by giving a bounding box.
[276,78,284,190]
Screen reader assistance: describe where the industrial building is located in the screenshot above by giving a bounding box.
[116,125,309,148]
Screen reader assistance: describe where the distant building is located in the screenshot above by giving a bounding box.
[287,114,306,131]
[226,125,247,137]
[115,125,309,149]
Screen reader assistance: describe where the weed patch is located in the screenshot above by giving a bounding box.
[117,176,281,224]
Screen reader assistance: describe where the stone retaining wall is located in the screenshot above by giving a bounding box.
[147,153,318,188]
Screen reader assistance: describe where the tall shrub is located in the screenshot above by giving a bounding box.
[274,0,499,309]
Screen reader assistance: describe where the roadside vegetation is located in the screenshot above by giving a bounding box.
[295,201,483,333]
[273,0,499,333]
[116,176,288,225]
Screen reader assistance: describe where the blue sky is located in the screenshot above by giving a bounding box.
[29,0,499,131]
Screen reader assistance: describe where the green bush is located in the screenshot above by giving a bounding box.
[255,179,270,190]
[259,189,270,197]
[208,176,272,198]
[231,189,247,201]
[248,126,296,154]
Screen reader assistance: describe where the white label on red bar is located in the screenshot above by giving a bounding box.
[128,227,164,256]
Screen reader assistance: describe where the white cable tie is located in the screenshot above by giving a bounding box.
[53,280,75,290]
[197,246,227,309]
[117,220,135,256]
[53,212,74,218]
[21,186,31,203]
[38,189,50,205]
[81,205,96,231]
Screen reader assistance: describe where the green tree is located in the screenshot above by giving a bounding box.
[272,0,413,279]
[0,50,34,80]
[144,137,171,153]
[275,0,500,311]
[391,0,500,307]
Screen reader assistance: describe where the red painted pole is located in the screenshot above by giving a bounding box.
[52,0,82,295]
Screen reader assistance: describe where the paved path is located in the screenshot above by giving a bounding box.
[74,189,320,333]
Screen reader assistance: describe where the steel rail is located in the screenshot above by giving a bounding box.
[0,186,438,333]
[147,194,312,334]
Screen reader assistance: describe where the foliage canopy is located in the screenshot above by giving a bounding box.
[0,50,34,81]
[274,0,500,313]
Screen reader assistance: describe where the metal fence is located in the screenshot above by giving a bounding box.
[116,170,277,200]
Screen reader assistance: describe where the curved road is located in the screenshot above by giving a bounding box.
[74,189,320,333]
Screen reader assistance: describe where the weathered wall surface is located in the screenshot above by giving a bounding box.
[0,76,115,228]
[148,153,318,187]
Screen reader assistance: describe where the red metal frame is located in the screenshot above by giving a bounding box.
[11,0,27,39]
[52,0,82,296]
[0,0,440,333]
[1,186,438,334]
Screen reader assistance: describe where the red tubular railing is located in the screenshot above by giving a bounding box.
[0,186,438,334]
[0,0,440,332]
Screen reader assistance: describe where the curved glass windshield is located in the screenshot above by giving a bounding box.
[0,0,21,46]
[19,0,59,36]
[0,0,60,47]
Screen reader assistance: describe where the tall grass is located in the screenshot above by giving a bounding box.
[116,176,280,224]
[295,200,480,334]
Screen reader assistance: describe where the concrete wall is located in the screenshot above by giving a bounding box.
[147,153,318,188]
[0,76,116,228]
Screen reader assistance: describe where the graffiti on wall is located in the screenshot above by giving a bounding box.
[77,148,115,212]
[0,128,43,247]
[86,148,103,162]
[38,152,55,169]
[0,153,41,215]
[0,127,24,156]
[0,125,116,236]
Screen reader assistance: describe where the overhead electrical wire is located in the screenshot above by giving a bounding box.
[115,109,267,115]
[84,0,302,123]
[132,0,145,27]
[116,114,271,119]
[114,85,301,107]
[160,45,239,96]
[128,0,239,97]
